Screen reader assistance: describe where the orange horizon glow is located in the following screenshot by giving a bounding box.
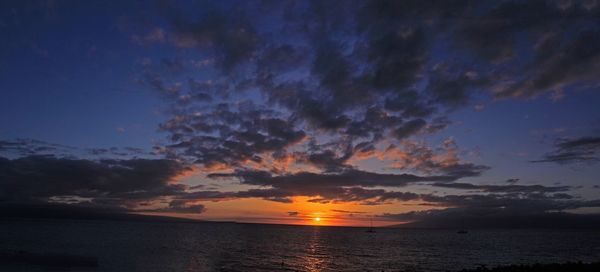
[136,196,433,227]
[137,211,411,228]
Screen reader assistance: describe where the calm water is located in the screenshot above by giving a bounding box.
[1,219,599,271]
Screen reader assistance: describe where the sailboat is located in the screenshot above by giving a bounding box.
[365,218,376,233]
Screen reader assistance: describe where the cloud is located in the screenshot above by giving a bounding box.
[495,30,600,98]
[158,103,308,169]
[176,185,422,205]
[0,203,200,222]
[0,139,70,157]
[208,169,457,189]
[145,2,464,173]
[506,178,520,184]
[385,138,489,177]
[378,194,600,228]
[162,6,259,73]
[431,182,570,193]
[131,27,166,45]
[330,209,366,214]
[426,64,489,108]
[202,167,505,205]
[392,119,427,140]
[148,200,206,214]
[1,139,594,226]
[532,136,600,164]
[0,155,192,212]
[380,209,600,229]
[0,138,155,160]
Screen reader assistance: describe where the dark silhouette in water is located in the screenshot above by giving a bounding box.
[455,262,600,272]
[366,218,376,233]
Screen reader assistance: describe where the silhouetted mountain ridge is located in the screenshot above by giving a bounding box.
[390,212,600,229]
[0,203,200,223]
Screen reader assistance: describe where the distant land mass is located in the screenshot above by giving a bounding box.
[390,213,600,229]
[0,203,200,223]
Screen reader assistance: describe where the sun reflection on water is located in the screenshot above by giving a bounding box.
[302,227,328,272]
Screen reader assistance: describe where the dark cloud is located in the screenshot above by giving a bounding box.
[203,168,494,205]
[86,146,151,157]
[422,117,452,135]
[181,178,590,214]
[158,104,307,168]
[381,209,600,229]
[366,26,427,90]
[392,119,427,140]
[533,136,600,164]
[285,187,422,205]
[0,203,199,222]
[344,107,404,140]
[379,194,600,228]
[0,155,191,211]
[330,209,366,214]
[0,139,71,157]
[506,178,519,184]
[150,200,206,214]
[431,182,570,193]
[0,141,593,226]
[209,169,457,189]
[162,5,259,73]
[299,148,353,173]
[496,30,600,99]
[426,64,489,108]
[384,91,434,119]
[423,191,566,210]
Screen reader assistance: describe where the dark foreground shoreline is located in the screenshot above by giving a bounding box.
[455,262,600,272]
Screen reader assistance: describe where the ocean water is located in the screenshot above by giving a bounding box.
[1,219,599,271]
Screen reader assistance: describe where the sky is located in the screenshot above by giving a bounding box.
[1,0,600,227]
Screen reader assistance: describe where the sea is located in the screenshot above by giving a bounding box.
[1,219,599,271]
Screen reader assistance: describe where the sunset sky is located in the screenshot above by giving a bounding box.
[1,0,599,227]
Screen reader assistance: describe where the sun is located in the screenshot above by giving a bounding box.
[314,217,321,222]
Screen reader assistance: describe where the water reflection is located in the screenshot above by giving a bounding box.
[3,221,599,271]
[302,226,328,272]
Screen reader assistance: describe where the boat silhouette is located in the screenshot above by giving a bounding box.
[365,218,376,233]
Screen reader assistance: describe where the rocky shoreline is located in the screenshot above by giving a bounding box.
[455,262,600,272]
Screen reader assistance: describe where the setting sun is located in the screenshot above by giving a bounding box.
[314,217,321,222]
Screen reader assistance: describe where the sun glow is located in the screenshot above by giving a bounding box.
[191,196,431,227]
[311,216,325,226]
